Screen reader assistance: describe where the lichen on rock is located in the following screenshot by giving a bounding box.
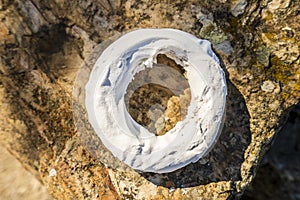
[0,0,299,199]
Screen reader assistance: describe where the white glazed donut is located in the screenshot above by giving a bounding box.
[85,29,227,173]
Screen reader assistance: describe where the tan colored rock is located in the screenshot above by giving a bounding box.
[0,0,299,199]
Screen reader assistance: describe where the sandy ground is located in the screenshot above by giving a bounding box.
[0,145,51,200]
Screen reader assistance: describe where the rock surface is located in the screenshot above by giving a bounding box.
[243,103,300,200]
[0,145,52,200]
[0,0,299,199]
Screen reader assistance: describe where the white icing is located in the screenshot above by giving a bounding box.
[85,29,227,173]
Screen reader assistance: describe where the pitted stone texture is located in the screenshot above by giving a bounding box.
[0,0,299,199]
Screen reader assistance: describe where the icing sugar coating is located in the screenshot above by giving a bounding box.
[85,29,227,173]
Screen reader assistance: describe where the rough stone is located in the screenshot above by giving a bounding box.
[261,80,276,93]
[0,0,299,199]
[230,0,248,17]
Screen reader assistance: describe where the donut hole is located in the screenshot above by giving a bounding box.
[124,54,191,136]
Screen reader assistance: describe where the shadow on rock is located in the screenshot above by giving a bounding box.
[242,102,300,200]
[141,79,251,188]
